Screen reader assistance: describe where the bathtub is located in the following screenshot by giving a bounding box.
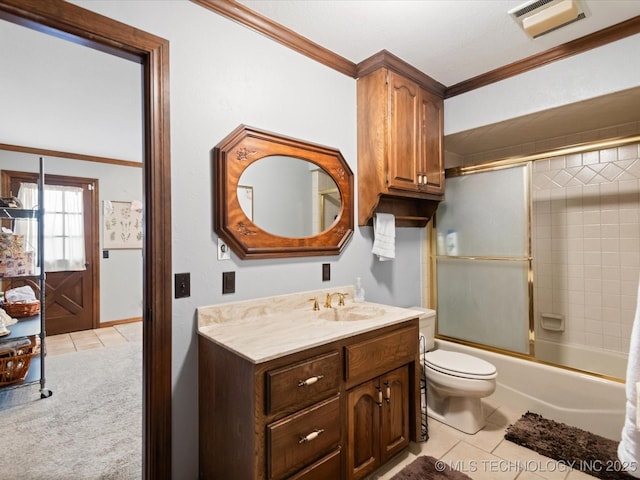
[434,339,627,441]
[535,339,628,380]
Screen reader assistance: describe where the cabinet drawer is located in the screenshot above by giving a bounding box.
[266,350,340,415]
[289,448,342,480]
[267,395,341,480]
[345,325,417,386]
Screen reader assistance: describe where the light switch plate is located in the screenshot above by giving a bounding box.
[175,272,191,298]
[218,238,231,260]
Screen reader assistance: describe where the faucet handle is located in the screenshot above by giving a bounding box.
[338,293,348,306]
[308,297,320,311]
[324,293,332,309]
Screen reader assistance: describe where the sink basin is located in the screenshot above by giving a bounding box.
[318,305,386,322]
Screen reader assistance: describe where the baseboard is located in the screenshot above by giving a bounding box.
[100,317,142,328]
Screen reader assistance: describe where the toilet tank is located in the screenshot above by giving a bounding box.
[410,307,436,351]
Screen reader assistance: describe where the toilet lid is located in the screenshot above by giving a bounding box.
[424,350,497,379]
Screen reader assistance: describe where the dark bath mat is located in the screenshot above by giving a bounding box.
[390,455,473,480]
[505,411,635,480]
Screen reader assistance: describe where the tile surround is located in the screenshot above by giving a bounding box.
[532,142,640,358]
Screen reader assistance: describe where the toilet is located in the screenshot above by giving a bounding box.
[414,308,497,434]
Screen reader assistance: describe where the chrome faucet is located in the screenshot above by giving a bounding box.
[324,292,348,308]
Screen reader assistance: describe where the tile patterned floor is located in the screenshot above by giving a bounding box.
[367,397,601,480]
[46,322,142,356]
[44,324,606,480]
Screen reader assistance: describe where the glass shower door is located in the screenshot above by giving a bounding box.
[435,164,531,354]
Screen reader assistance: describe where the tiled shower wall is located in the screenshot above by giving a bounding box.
[532,142,640,356]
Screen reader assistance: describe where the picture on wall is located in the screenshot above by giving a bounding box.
[103,200,143,249]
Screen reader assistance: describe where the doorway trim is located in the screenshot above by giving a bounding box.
[0,1,173,478]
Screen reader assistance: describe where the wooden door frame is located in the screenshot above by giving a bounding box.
[0,1,172,478]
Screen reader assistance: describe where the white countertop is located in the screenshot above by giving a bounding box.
[197,286,433,364]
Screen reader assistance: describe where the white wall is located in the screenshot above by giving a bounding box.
[445,33,640,135]
[0,19,143,160]
[2,2,424,478]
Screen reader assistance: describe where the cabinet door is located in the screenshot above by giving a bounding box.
[380,366,410,463]
[420,89,444,195]
[346,379,381,480]
[387,71,420,192]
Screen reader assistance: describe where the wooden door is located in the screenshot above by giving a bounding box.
[380,366,410,463]
[420,88,445,195]
[387,71,420,192]
[346,379,381,480]
[3,170,98,334]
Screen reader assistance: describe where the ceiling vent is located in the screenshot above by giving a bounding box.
[509,0,588,38]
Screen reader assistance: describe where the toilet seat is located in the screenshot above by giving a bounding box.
[424,350,497,380]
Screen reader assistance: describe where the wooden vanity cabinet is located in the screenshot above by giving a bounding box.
[357,65,444,227]
[198,319,420,480]
[344,326,418,480]
[347,366,410,480]
[199,338,343,480]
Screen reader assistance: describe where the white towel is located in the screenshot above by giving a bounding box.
[5,285,37,303]
[618,274,640,478]
[372,213,395,261]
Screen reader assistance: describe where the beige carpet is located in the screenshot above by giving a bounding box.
[0,341,142,479]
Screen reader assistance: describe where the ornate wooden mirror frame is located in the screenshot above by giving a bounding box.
[214,125,354,259]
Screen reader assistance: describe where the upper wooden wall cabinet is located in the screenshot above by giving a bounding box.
[357,51,445,227]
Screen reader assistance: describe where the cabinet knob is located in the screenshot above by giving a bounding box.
[298,428,324,444]
[297,375,324,387]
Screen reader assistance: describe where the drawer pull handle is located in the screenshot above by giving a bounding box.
[298,375,324,387]
[385,382,391,403]
[376,387,383,407]
[299,428,324,444]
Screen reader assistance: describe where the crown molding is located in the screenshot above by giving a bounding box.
[192,0,357,77]
[355,50,446,97]
[192,2,640,98]
[445,15,640,98]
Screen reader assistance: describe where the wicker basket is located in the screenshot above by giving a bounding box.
[0,335,37,386]
[3,280,41,318]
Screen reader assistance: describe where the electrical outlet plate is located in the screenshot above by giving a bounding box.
[222,271,235,294]
[322,263,330,282]
[218,238,231,260]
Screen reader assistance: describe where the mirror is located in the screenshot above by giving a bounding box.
[214,125,354,259]
[237,156,340,237]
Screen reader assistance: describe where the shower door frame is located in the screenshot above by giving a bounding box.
[430,133,640,381]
